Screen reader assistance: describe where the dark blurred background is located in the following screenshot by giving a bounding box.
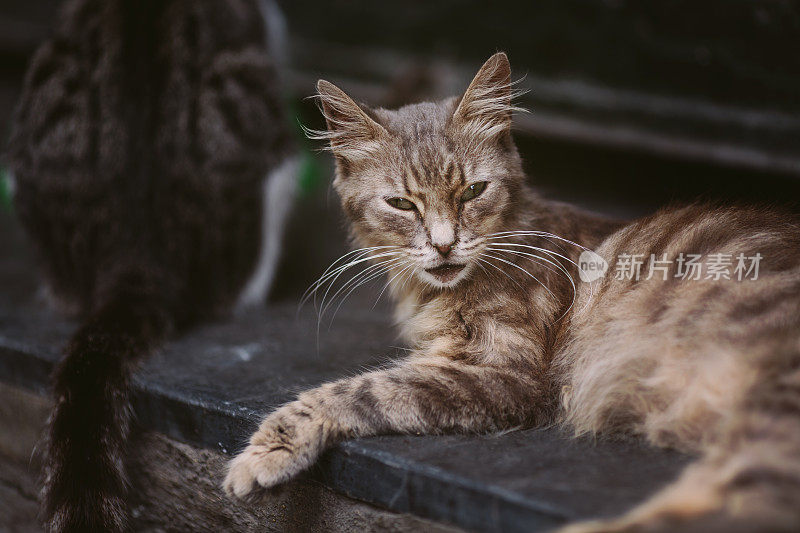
[1,0,799,300]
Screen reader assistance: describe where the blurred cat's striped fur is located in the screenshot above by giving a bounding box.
[226,53,800,532]
[7,0,295,530]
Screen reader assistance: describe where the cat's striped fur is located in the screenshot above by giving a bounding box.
[225,53,800,531]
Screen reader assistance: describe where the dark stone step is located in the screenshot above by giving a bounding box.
[0,382,463,533]
[0,214,690,532]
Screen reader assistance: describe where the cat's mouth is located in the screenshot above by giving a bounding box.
[425,263,466,283]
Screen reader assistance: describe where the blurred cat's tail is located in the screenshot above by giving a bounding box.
[41,286,171,533]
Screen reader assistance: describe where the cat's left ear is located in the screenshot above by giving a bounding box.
[451,52,514,142]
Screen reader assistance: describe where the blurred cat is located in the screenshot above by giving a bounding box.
[6,0,297,530]
[225,53,800,532]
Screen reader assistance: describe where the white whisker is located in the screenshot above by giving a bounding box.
[301,249,403,311]
[301,245,401,302]
[486,241,580,268]
[486,246,568,278]
[327,260,405,328]
[477,255,525,291]
[373,262,416,308]
[320,257,404,319]
[486,230,591,253]
[398,263,417,294]
[482,252,555,299]
[486,247,577,320]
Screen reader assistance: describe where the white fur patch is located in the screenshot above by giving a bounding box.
[5,170,15,198]
[429,220,455,249]
[257,0,289,72]
[236,156,299,310]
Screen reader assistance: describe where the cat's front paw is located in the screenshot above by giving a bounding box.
[223,404,327,499]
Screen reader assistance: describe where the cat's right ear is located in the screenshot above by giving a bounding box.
[315,80,388,161]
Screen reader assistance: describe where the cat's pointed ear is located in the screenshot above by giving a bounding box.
[315,80,388,161]
[451,52,515,141]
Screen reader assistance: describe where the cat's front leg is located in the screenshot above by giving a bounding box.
[224,354,544,499]
[224,397,337,498]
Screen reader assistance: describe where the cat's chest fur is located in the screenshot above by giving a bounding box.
[394,279,556,364]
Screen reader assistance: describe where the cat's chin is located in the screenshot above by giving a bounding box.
[420,263,470,288]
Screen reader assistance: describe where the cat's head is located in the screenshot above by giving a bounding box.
[316,53,526,289]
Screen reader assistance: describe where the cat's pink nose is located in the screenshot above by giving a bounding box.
[435,243,452,257]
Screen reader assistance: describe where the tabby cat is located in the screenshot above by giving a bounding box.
[6,0,296,531]
[224,53,800,531]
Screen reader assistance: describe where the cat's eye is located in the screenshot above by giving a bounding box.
[386,197,416,211]
[460,181,487,202]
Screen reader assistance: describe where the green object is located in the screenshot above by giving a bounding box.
[297,150,322,197]
[0,167,12,212]
[286,98,325,198]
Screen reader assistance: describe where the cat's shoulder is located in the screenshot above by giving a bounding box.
[597,201,800,257]
[620,201,797,233]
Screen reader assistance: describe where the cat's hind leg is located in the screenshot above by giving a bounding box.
[224,353,547,498]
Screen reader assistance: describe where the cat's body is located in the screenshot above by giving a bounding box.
[225,53,800,531]
[6,0,295,531]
